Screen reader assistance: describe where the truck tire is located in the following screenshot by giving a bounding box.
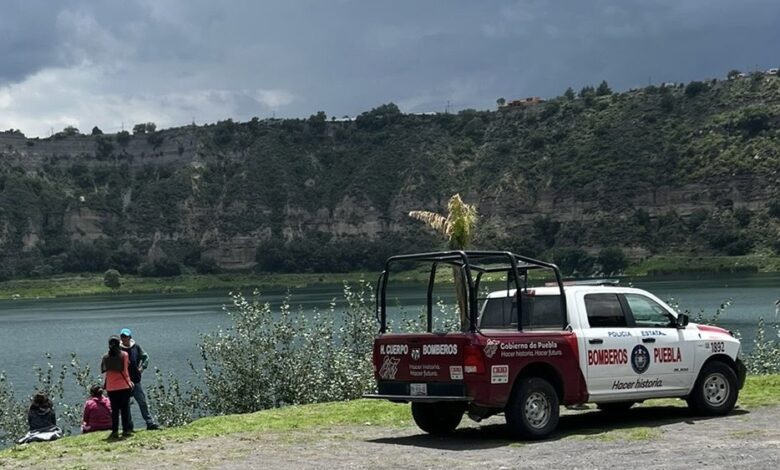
[411,402,465,435]
[687,360,738,416]
[506,377,559,440]
[597,402,635,413]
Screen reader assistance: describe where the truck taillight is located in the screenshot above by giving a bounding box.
[463,344,486,374]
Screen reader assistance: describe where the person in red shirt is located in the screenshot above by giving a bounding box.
[81,384,112,433]
[101,335,134,439]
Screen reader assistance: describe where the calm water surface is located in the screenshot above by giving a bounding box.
[1,273,778,400]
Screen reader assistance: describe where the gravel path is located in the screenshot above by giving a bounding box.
[195,404,780,469]
[17,404,780,469]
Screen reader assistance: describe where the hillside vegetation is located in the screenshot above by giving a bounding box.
[1,74,780,279]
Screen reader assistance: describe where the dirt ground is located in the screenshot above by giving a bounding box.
[16,404,780,469]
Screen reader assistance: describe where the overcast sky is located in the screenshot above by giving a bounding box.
[1,0,778,137]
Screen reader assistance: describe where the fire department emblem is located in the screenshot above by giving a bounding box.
[484,339,499,359]
[411,348,421,361]
[631,345,650,374]
[378,356,400,380]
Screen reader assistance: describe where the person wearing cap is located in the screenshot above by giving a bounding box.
[119,328,160,430]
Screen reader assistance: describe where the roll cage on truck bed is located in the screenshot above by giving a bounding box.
[364,250,745,440]
[374,250,568,334]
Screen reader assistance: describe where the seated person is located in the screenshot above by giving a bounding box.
[28,392,56,431]
[81,385,113,433]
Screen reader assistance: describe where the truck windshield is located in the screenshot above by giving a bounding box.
[479,295,563,330]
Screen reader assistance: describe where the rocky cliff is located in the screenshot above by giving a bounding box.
[1,76,779,276]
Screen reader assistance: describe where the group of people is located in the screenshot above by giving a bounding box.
[21,327,160,443]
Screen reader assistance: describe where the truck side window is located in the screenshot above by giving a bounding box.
[479,295,562,330]
[584,293,627,328]
[624,294,673,328]
[480,297,515,329]
[521,295,563,330]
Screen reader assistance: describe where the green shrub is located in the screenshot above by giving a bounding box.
[745,318,780,374]
[103,268,121,289]
[196,282,375,414]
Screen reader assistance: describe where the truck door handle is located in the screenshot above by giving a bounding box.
[588,339,603,344]
[642,338,656,343]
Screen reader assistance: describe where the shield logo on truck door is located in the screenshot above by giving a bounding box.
[631,345,650,374]
[411,348,421,361]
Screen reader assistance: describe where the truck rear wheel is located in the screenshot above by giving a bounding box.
[687,360,738,415]
[411,402,465,435]
[506,377,559,440]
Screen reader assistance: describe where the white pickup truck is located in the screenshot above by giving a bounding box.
[366,251,746,439]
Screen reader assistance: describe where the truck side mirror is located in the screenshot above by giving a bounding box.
[676,313,689,329]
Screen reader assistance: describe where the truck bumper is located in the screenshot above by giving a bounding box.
[364,381,472,403]
[363,393,472,403]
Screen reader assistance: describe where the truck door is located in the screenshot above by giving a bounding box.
[579,293,636,399]
[622,293,695,392]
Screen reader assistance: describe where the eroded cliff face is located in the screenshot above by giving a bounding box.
[1,80,778,272]
[33,178,771,269]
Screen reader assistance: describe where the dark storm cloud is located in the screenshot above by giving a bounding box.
[1,0,778,136]
[0,2,62,82]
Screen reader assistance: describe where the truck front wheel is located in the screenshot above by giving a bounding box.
[411,402,465,435]
[506,377,560,440]
[687,360,738,415]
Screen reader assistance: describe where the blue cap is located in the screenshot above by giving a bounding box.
[120,328,132,337]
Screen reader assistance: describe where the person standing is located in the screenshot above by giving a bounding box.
[119,328,160,430]
[81,384,112,433]
[101,335,133,439]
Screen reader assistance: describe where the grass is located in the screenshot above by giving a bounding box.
[2,375,779,467]
[0,272,380,300]
[4,253,780,301]
[625,254,780,276]
[0,400,411,467]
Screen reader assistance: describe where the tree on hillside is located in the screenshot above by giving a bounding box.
[91,126,103,135]
[597,247,628,276]
[727,69,741,80]
[62,126,80,136]
[684,81,708,97]
[578,85,595,98]
[596,80,612,96]
[133,122,157,135]
[409,194,478,331]
[308,111,327,134]
[563,87,575,100]
[116,130,131,146]
[496,97,506,108]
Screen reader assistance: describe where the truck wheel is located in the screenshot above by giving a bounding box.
[411,402,465,435]
[688,361,738,415]
[597,402,635,413]
[506,377,559,440]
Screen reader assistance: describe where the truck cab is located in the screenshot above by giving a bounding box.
[364,251,746,440]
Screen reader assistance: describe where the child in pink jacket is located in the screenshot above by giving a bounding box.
[81,385,112,433]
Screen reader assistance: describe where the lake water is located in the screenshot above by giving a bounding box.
[1,273,778,404]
